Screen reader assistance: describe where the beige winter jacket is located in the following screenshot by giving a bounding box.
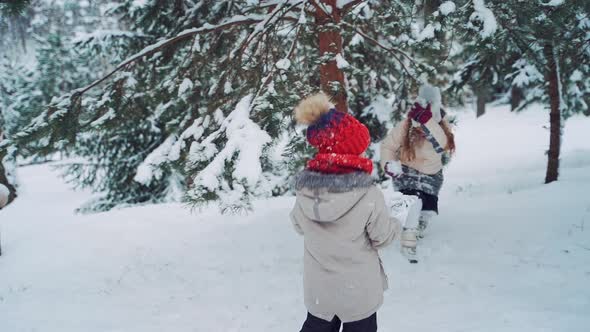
[380,118,448,175]
[290,171,401,323]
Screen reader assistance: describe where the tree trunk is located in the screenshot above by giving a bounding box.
[0,131,17,206]
[543,43,561,184]
[0,159,17,205]
[314,0,348,112]
[510,86,524,111]
[476,87,487,117]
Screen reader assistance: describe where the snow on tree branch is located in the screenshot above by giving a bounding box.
[72,30,150,46]
[439,1,456,16]
[227,1,304,65]
[542,0,565,7]
[417,24,436,42]
[507,59,543,88]
[470,0,497,39]
[189,95,271,193]
[343,22,420,79]
[337,0,366,11]
[255,4,307,98]
[74,14,268,97]
[134,135,177,185]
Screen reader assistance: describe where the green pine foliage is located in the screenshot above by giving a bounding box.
[2,0,529,213]
[450,0,590,116]
[0,0,31,17]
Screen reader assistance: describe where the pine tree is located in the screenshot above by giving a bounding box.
[0,0,31,17]
[0,0,112,204]
[450,0,590,183]
[447,0,505,115]
[0,56,29,203]
[3,0,493,212]
[501,1,589,183]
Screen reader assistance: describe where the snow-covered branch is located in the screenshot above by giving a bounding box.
[343,22,418,79]
[230,2,304,62]
[338,0,366,12]
[190,95,271,196]
[470,0,497,39]
[73,14,267,98]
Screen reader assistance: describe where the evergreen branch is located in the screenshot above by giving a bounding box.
[245,0,304,13]
[73,15,267,98]
[309,0,331,17]
[434,25,456,67]
[255,13,305,99]
[341,0,367,13]
[286,23,303,59]
[212,1,305,97]
[344,20,421,67]
[501,25,544,67]
[0,0,30,16]
[343,22,418,80]
[231,2,302,63]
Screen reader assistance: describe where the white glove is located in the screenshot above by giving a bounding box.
[384,160,402,178]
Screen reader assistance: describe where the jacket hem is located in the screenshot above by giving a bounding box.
[306,298,383,324]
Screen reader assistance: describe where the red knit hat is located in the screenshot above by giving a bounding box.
[305,109,373,174]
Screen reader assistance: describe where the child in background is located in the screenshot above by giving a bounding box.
[380,84,455,251]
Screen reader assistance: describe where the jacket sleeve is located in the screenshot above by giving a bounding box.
[421,118,448,154]
[379,124,402,170]
[366,188,402,250]
[290,206,304,235]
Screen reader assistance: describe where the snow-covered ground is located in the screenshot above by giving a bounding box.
[1,105,589,332]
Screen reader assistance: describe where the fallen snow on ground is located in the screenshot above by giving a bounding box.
[1,105,589,332]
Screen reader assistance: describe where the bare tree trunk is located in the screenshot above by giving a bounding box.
[17,16,27,53]
[315,0,348,112]
[510,86,524,111]
[476,87,487,117]
[0,159,17,205]
[0,131,17,206]
[0,153,8,256]
[543,43,561,184]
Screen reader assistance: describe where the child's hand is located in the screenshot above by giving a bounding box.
[408,102,432,124]
[384,160,402,178]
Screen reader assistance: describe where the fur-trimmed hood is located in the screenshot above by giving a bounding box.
[294,170,374,222]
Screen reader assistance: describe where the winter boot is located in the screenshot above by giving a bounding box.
[401,228,418,263]
[417,210,437,239]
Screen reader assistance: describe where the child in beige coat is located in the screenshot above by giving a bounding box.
[380,85,455,246]
[291,93,414,332]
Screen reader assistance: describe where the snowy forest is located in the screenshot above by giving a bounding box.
[1,1,589,331]
[0,0,587,212]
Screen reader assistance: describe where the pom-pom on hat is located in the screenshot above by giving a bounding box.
[294,93,373,174]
